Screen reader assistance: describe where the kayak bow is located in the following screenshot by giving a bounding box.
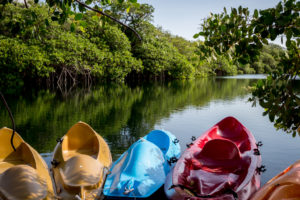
[0,127,55,200]
[103,130,181,199]
[250,160,300,200]
[165,116,261,200]
[51,121,112,200]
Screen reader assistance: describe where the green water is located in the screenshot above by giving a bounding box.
[1,76,299,185]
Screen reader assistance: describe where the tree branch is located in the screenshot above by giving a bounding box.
[74,0,142,42]
[24,0,28,8]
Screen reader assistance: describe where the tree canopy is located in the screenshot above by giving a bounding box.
[194,0,299,135]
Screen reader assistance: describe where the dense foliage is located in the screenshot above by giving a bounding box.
[194,0,299,135]
[0,2,287,93]
[0,2,193,92]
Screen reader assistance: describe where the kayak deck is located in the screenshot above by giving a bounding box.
[51,121,112,200]
[0,127,54,200]
[167,117,261,200]
[104,130,181,199]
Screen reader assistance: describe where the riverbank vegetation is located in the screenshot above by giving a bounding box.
[0,1,285,93]
[1,0,298,135]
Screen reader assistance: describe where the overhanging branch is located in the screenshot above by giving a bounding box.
[75,0,142,42]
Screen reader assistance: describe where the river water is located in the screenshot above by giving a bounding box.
[0,75,299,186]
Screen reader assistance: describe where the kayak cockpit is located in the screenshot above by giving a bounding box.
[61,122,100,161]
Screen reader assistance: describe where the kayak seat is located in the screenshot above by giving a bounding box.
[144,130,170,155]
[61,123,100,161]
[216,117,248,141]
[0,165,47,200]
[59,154,103,188]
[1,143,36,172]
[238,139,251,153]
[194,139,242,173]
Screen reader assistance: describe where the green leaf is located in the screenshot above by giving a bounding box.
[129,0,137,3]
[263,13,274,25]
[232,8,237,15]
[70,22,75,32]
[34,0,39,3]
[198,32,206,36]
[75,13,83,21]
[276,2,283,12]
[238,6,242,14]
[254,9,258,18]
[292,27,300,36]
[254,24,264,33]
[193,33,199,39]
[79,4,86,12]
[220,25,226,32]
[262,38,268,44]
[80,20,87,27]
[45,19,50,26]
[85,0,92,5]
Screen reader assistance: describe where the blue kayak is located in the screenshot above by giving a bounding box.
[103,130,181,199]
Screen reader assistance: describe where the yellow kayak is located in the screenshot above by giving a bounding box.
[51,121,112,200]
[0,127,55,200]
[250,160,300,200]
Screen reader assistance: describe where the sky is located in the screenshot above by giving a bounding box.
[138,0,282,41]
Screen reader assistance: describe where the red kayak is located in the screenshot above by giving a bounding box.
[164,116,262,200]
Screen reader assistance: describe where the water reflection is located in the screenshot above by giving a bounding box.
[0,78,254,158]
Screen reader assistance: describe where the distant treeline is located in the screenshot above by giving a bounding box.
[0,2,285,92]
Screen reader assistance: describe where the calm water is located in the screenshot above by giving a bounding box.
[1,75,299,186]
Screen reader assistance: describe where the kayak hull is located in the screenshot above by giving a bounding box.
[250,160,300,200]
[0,127,54,200]
[51,121,112,200]
[103,130,181,199]
[165,116,261,200]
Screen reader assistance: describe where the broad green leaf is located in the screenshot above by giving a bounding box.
[198,32,206,36]
[193,33,199,39]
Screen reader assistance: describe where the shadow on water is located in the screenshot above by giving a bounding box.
[0,78,256,158]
